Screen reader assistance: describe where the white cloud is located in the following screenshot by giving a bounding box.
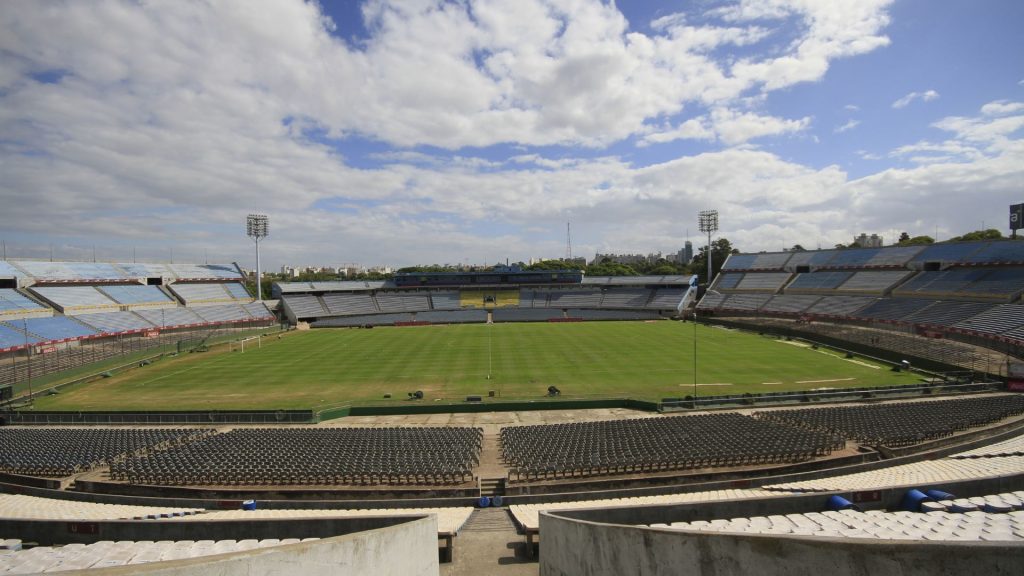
[892,89,940,109]
[844,104,860,112]
[980,100,1024,116]
[834,119,860,133]
[643,109,810,146]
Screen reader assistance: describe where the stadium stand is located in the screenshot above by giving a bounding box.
[0,323,42,349]
[320,292,378,315]
[863,245,926,267]
[650,507,1024,541]
[96,284,175,308]
[0,289,50,319]
[763,456,1024,493]
[597,288,651,308]
[734,272,791,292]
[75,311,156,333]
[952,303,1024,336]
[0,261,26,278]
[431,291,461,310]
[713,273,744,290]
[760,295,822,314]
[518,289,545,308]
[901,300,995,327]
[803,295,876,317]
[835,270,912,294]
[21,316,97,341]
[223,282,254,300]
[13,261,127,281]
[721,254,756,270]
[784,250,836,270]
[117,263,173,279]
[546,289,603,308]
[646,288,686,309]
[135,307,205,328]
[191,304,254,323]
[851,298,936,321]
[755,396,1024,447]
[241,301,274,320]
[109,427,483,486]
[0,493,203,521]
[29,286,120,314]
[500,413,842,481]
[166,264,242,280]
[718,293,772,311]
[167,283,239,306]
[822,248,884,268]
[895,268,1024,301]
[909,241,988,264]
[375,293,431,313]
[281,294,327,318]
[0,428,211,477]
[785,271,854,292]
[964,241,1024,264]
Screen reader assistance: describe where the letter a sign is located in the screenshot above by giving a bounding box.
[1012,203,1024,231]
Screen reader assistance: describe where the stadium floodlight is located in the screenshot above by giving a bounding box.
[698,210,719,285]
[246,214,269,301]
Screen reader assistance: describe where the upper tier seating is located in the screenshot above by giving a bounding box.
[952,304,1024,336]
[0,261,26,278]
[895,268,1024,300]
[75,311,156,333]
[321,292,378,315]
[695,292,729,310]
[22,316,97,341]
[718,293,772,311]
[166,263,242,280]
[13,261,127,281]
[964,241,1024,264]
[97,284,175,306]
[282,294,327,318]
[785,271,854,292]
[835,270,912,294]
[168,283,238,306]
[722,252,793,271]
[714,273,744,290]
[822,248,883,268]
[0,323,42,349]
[785,250,836,269]
[30,286,119,313]
[222,282,253,300]
[910,241,988,264]
[0,289,49,317]
[242,301,274,320]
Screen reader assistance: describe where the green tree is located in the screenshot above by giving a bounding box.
[690,238,738,283]
[898,235,935,246]
[524,259,584,271]
[587,262,638,276]
[949,229,1005,242]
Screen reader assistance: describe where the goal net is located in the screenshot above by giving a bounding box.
[230,335,261,353]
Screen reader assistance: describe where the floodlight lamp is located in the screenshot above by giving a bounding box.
[698,210,719,234]
[246,214,269,240]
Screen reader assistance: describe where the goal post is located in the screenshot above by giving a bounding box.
[231,335,261,353]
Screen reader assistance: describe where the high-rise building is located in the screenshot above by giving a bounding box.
[683,241,693,263]
[854,233,884,248]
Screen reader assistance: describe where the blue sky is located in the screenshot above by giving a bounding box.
[1,0,1022,270]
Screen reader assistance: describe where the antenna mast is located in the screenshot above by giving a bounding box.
[565,221,572,261]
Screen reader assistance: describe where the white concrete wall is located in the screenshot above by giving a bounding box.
[539,512,1024,576]
[88,515,439,576]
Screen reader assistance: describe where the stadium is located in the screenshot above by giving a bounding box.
[2,238,1024,575]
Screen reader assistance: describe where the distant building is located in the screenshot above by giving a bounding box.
[854,233,884,248]
[683,241,693,263]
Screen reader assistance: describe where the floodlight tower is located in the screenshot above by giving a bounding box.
[698,210,719,285]
[246,214,269,301]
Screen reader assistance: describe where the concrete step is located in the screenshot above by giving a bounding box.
[461,508,516,533]
[479,477,505,497]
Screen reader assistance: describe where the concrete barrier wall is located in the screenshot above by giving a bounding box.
[539,512,1024,576]
[80,515,439,576]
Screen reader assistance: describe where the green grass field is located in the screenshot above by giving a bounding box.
[31,321,925,411]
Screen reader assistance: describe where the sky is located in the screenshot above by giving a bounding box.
[1,0,1022,271]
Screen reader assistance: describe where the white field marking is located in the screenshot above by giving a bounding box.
[809,347,882,369]
[678,383,733,387]
[778,340,812,347]
[761,382,784,385]
[796,378,856,384]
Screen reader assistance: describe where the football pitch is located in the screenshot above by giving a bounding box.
[34,321,924,411]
